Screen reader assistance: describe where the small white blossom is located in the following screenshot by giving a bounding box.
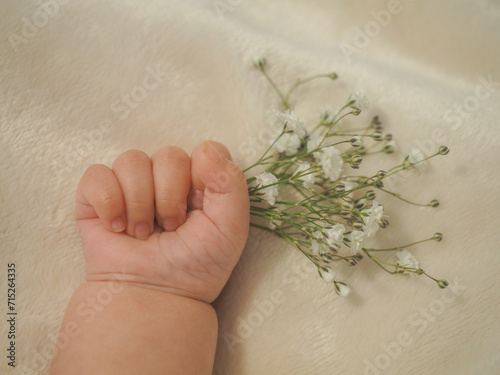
[334,282,351,296]
[408,145,427,172]
[272,132,301,156]
[349,230,364,254]
[254,172,279,205]
[307,133,323,152]
[277,109,307,138]
[311,236,329,255]
[323,224,345,247]
[383,140,397,153]
[294,163,316,189]
[318,266,336,283]
[348,89,368,110]
[312,231,323,239]
[397,249,419,276]
[267,220,282,230]
[315,146,344,181]
[362,201,384,238]
[320,105,339,122]
[343,180,356,198]
[311,239,320,255]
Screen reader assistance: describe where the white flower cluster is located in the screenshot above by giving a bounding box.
[248,58,449,296]
[254,172,279,205]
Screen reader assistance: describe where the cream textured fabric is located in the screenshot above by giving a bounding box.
[1,1,500,374]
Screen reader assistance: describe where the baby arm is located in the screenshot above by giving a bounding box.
[50,141,250,374]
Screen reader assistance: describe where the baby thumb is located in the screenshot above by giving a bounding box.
[189,141,250,248]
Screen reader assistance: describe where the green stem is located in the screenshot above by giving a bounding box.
[365,238,434,252]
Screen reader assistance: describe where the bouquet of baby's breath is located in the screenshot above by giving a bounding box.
[246,57,449,296]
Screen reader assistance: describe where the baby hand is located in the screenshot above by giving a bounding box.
[74,141,250,303]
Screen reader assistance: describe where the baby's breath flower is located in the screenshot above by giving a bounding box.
[408,145,427,172]
[310,239,320,255]
[294,163,316,189]
[315,146,343,181]
[382,140,397,154]
[307,133,323,152]
[343,180,355,198]
[277,109,307,138]
[430,199,440,208]
[348,89,368,111]
[365,190,376,200]
[361,201,384,238]
[272,132,301,156]
[323,224,345,247]
[437,279,449,289]
[438,145,450,155]
[254,172,279,206]
[350,135,363,147]
[371,131,383,141]
[334,281,351,296]
[397,249,419,276]
[253,56,267,70]
[320,105,338,123]
[433,232,443,242]
[350,155,363,167]
[247,58,448,296]
[318,266,336,283]
[334,183,345,193]
[355,197,368,210]
[349,230,364,254]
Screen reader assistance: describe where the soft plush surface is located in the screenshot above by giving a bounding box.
[1,1,500,374]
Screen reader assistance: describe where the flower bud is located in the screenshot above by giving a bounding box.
[318,266,336,283]
[375,180,384,188]
[370,116,381,127]
[340,201,353,211]
[437,279,449,289]
[354,197,368,210]
[365,190,376,200]
[438,145,450,155]
[353,221,364,230]
[353,253,363,261]
[346,258,357,266]
[376,170,387,179]
[415,268,424,275]
[433,232,443,242]
[351,108,361,116]
[380,218,389,228]
[334,183,345,193]
[329,244,339,253]
[321,253,333,263]
[350,155,363,166]
[430,199,440,207]
[340,210,352,219]
[328,72,338,80]
[357,145,367,155]
[371,131,383,141]
[382,140,397,154]
[253,56,267,70]
[350,135,363,147]
[385,134,393,141]
[334,281,351,296]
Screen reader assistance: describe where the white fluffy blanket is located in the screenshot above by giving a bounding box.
[1,0,500,374]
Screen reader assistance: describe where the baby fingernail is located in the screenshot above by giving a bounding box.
[135,222,150,239]
[163,218,178,231]
[191,189,204,210]
[203,141,224,164]
[111,217,126,232]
